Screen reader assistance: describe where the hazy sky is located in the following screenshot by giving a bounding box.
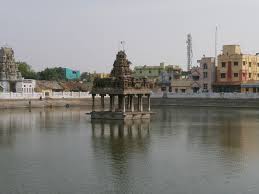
[1,0,259,73]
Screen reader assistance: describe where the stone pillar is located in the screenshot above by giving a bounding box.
[101,94,105,111]
[118,95,122,110]
[147,94,151,112]
[110,95,115,112]
[112,95,116,112]
[122,95,126,113]
[92,94,96,112]
[137,94,140,112]
[127,95,130,110]
[140,95,143,112]
[130,95,134,112]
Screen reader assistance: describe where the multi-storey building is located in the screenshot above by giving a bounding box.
[134,62,182,83]
[197,56,216,92]
[190,66,201,93]
[187,56,216,93]
[160,65,182,92]
[213,45,259,92]
[134,63,165,82]
[64,68,80,80]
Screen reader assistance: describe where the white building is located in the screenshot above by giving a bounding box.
[16,79,36,94]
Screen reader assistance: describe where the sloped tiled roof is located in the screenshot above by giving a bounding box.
[36,80,63,90]
[58,81,90,91]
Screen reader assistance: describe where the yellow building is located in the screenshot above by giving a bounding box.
[94,73,110,78]
[171,79,192,94]
[213,45,259,92]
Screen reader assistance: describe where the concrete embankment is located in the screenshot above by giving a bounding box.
[0,97,259,109]
[151,98,259,108]
[0,98,104,109]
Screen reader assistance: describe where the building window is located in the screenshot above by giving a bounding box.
[140,70,142,74]
[249,62,252,67]
[234,73,239,77]
[193,76,199,81]
[243,61,246,66]
[203,63,208,69]
[249,73,252,78]
[169,76,172,81]
[257,63,259,67]
[175,89,178,93]
[222,62,226,68]
[221,73,226,78]
[246,88,249,92]
[234,62,238,66]
[181,89,186,93]
[257,73,259,78]
[203,84,208,90]
[203,72,208,78]
[149,70,151,74]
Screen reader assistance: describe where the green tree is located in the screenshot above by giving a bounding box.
[17,62,37,79]
[37,67,65,81]
[80,72,91,81]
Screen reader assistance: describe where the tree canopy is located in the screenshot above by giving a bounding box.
[37,67,66,81]
[17,62,77,81]
[80,72,92,82]
[17,62,37,79]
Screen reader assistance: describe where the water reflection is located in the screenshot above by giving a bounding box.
[0,108,85,147]
[91,120,151,193]
[185,108,246,177]
[91,120,150,138]
[1,107,259,193]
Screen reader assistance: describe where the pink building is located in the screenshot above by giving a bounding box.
[190,56,216,93]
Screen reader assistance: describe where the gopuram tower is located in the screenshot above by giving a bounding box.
[0,47,22,92]
[91,51,152,120]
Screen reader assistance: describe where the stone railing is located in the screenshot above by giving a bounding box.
[0,92,92,99]
[151,92,259,99]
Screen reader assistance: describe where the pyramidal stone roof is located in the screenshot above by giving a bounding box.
[91,51,151,95]
[110,51,132,78]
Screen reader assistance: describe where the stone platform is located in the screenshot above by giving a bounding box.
[90,111,153,120]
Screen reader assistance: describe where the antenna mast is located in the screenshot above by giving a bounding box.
[215,26,218,66]
[186,34,193,71]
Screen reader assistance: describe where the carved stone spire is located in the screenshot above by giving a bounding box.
[110,51,132,78]
[0,47,22,81]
